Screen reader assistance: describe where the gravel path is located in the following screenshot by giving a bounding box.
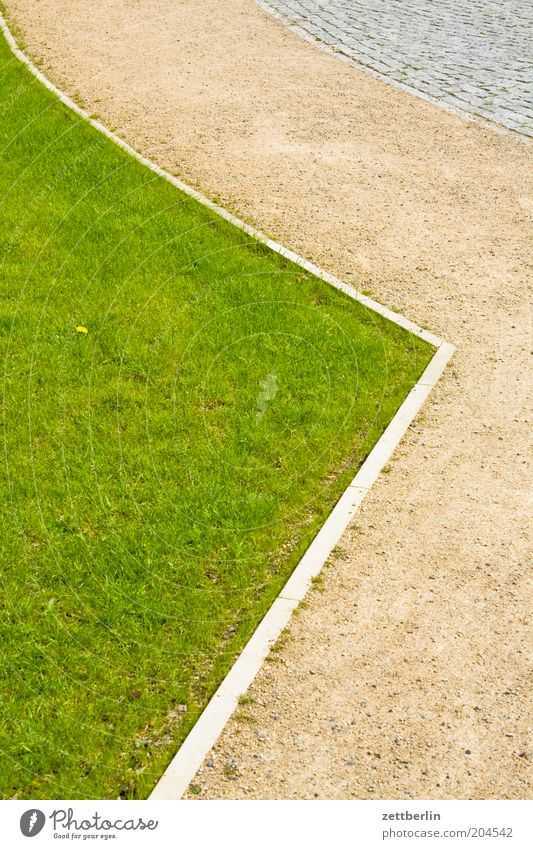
[3,0,531,800]
[260,0,533,136]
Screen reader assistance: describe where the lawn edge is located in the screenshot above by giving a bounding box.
[0,12,455,801]
[0,10,441,349]
[149,340,454,799]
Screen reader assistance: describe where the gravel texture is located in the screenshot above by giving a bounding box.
[3,0,531,800]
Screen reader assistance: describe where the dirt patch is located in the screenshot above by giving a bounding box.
[3,0,531,799]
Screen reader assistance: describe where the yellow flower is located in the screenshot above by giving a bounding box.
[76,325,88,334]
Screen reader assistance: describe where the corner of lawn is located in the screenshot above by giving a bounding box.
[0,29,434,798]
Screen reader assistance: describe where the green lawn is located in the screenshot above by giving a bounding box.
[0,29,433,799]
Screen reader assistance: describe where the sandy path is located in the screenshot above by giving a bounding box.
[3,0,531,799]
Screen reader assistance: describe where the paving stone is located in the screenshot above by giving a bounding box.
[260,0,532,136]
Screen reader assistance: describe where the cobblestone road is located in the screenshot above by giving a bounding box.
[260,0,532,136]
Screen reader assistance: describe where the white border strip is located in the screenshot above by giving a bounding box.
[0,13,455,800]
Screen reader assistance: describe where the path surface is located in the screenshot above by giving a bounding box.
[261,0,533,136]
[3,0,531,800]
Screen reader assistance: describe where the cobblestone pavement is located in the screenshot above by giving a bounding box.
[260,0,532,136]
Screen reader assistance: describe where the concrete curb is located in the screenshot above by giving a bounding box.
[149,340,453,799]
[0,13,455,801]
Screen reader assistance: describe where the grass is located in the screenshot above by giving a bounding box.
[0,28,433,799]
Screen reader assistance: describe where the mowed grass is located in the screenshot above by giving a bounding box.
[0,30,433,799]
